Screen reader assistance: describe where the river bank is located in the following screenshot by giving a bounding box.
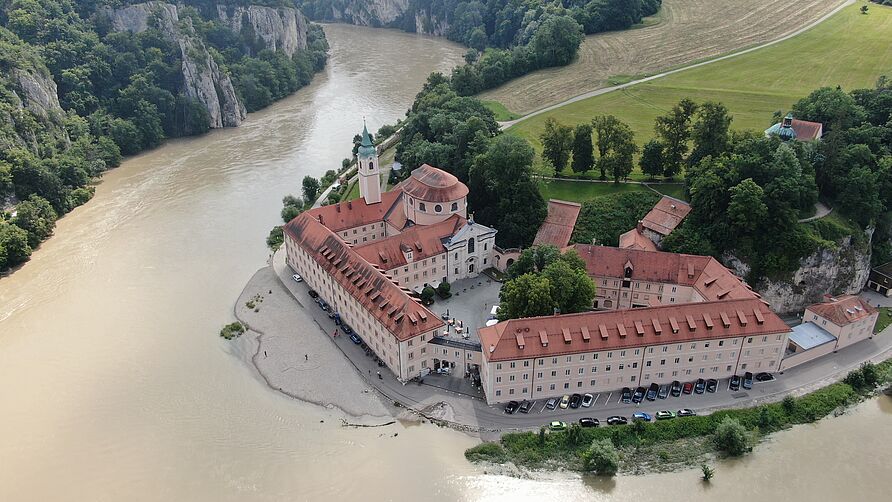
[465,359,892,476]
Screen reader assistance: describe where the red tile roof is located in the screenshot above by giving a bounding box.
[354,214,465,270]
[533,199,582,248]
[641,197,691,236]
[791,119,823,142]
[394,164,469,203]
[479,298,789,362]
[807,295,877,327]
[572,244,757,302]
[284,212,444,341]
[618,228,657,252]
[302,191,402,234]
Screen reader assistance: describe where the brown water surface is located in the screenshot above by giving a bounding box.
[0,23,889,502]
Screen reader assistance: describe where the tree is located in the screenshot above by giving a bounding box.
[582,438,619,475]
[701,464,715,481]
[436,281,451,298]
[541,259,597,314]
[639,140,664,180]
[12,195,58,247]
[792,87,867,132]
[420,286,436,303]
[570,123,594,173]
[0,221,32,269]
[837,165,882,226]
[468,135,547,248]
[727,178,768,236]
[591,115,621,180]
[266,225,284,250]
[713,417,750,456]
[602,122,638,183]
[498,273,555,320]
[540,118,574,172]
[302,176,321,203]
[654,98,698,177]
[690,101,732,165]
[463,48,479,64]
[529,16,584,67]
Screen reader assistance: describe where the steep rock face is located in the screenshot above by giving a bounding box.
[108,2,246,128]
[321,0,408,26]
[726,230,873,314]
[12,69,63,121]
[414,10,449,36]
[216,5,308,57]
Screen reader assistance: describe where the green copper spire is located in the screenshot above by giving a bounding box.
[358,120,376,157]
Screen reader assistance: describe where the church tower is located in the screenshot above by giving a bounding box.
[357,121,381,204]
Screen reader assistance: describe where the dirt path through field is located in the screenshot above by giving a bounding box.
[481,0,848,115]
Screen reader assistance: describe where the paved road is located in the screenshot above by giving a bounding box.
[499,0,855,130]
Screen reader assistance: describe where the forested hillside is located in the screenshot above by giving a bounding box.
[0,0,328,271]
[298,0,661,93]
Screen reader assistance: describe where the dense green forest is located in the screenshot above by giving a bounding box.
[0,0,328,271]
[299,0,661,94]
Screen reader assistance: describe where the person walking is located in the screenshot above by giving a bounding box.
[305,354,308,361]
[377,371,382,380]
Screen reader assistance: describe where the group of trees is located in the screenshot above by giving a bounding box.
[661,81,892,277]
[0,0,329,270]
[395,73,547,248]
[498,245,596,320]
[540,115,639,181]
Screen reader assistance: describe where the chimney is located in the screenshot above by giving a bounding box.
[347,200,353,210]
[336,204,341,213]
[317,214,323,225]
[553,307,561,316]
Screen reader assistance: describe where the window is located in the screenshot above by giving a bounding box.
[496,363,502,370]
[509,375,515,382]
[419,202,426,211]
[536,386,542,393]
[509,362,516,368]
[632,362,638,368]
[468,238,475,253]
[523,360,530,367]
[646,361,652,367]
[434,204,442,213]
[565,369,571,376]
[550,384,555,391]
[451,202,458,211]
[509,389,514,395]
[564,383,570,389]
[551,371,556,377]
[590,380,596,386]
[660,359,666,365]
[718,340,724,347]
[537,372,543,378]
[705,342,710,348]
[496,377,501,383]
[495,390,501,396]
[620,350,626,357]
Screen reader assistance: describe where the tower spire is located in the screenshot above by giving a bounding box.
[357,118,381,204]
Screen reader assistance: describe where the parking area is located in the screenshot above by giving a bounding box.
[500,374,778,426]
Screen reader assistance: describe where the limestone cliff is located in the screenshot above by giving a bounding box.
[216,5,308,57]
[12,68,63,122]
[724,229,873,314]
[108,2,247,128]
[316,0,409,26]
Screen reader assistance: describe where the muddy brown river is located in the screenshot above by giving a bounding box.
[0,24,889,501]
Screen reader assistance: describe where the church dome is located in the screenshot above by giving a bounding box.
[399,164,469,203]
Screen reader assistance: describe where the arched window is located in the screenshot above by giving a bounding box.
[469,263,475,273]
[419,202,426,211]
[369,161,374,171]
[434,204,442,213]
[468,238,475,253]
[451,202,458,211]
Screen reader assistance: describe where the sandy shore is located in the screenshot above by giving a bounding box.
[233,265,392,418]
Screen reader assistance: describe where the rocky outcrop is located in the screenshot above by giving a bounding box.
[726,229,873,314]
[322,0,409,26]
[12,69,63,121]
[414,10,449,37]
[108,2,246,128]
[216,5,308,57]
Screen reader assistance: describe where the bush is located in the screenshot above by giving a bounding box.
[219,322,245,340]
[464,442,506,463]
[581,438,619,475]
[571,191,661,246]
[436,281,452,299]
[420,286,436,304]
[713,417,749,456]
[267,226,284,251]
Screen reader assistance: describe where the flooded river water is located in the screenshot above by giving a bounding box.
[0,23,889,501]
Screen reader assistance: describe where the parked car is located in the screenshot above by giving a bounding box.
[327,311,337,319]
[291,274,303,283]
[631,412,652,422]
[504,401,520,414]
[671,380,682,397]
[581,393,594,408]
[569,393,583,409]
[694,378,706,394]
[307,290,319,298]
[646,383,659,401]
[677,408,697,417]
[318,301,330,312]
[655,410,676,420]
[743,372,754,390]
[621,387,633,404]
[579,417,600,428]
[519,400,535,414]
[706,379,718,393]
[632,386,646,404]
[548,421,567,431]
[755,372,775,382]
[658,384,670,399]
[545,398,558,410]
[729,375,741,391]
[349,333,362,345]
[340,324,354,335]
[682,382,694,394]
[559,395,571,409]
[606,416,628,426]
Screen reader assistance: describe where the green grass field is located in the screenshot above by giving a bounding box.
[876,307,891,334]
[536,179,687,203]
[483,100,522,121]
[508,3,892,154]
